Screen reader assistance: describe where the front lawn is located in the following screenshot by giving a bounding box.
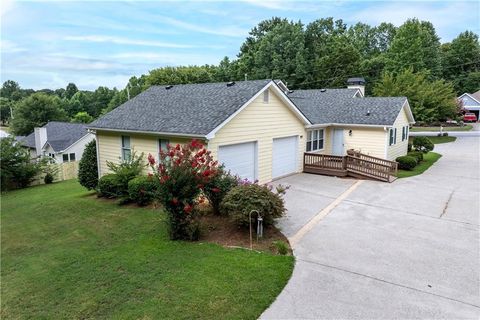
[1,180,294,319]
[397,152,442,178]
[410,125,472,132]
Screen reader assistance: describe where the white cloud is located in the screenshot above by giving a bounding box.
[0,40,26,53]
[0,0,14,17]
[111,51,221,65]
[63,35,196,48]
[152,15,248,38]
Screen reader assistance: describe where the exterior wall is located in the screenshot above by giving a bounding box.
[96,131,192,176]
[386,107,410,161]
[42,133,94,164]
[459,95,480,108]
[207,88,307,183]
[341,126,387,159]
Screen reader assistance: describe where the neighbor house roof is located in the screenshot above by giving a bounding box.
[21,121,89,152]
[89,80,276,136]
[470,90,480,102]
[288,89,410,126]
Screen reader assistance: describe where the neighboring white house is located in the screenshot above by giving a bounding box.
[19,121,94,163]
[458,90,480,120]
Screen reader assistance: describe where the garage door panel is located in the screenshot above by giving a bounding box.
[272,136,298,179]
[218,142,256,181]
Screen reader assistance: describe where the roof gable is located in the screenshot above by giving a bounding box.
[20,122,89,152]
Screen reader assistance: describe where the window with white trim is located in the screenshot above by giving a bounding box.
[121,136,131,161]
[158,139,169,159]
[306,129,324,152]
[69,153,76,161]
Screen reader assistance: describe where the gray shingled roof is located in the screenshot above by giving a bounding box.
[89,80,272,135]
[288,89,408,126]
[20,121,89,151]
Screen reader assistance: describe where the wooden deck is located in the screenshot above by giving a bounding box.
[303,151,398,182]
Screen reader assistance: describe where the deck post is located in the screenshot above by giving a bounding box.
[342,156,347,170]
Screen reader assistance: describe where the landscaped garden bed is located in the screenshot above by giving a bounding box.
[397,136,443,178]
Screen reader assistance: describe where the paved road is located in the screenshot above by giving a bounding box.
[410,123,480,137]
[263,137,480,319]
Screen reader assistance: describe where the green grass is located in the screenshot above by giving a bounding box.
[409,136,457,145]
[1,180,294,319]
[410,125,472,132]
[397,152,442,178]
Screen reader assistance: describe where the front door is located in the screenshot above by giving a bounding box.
[332,129,344,156]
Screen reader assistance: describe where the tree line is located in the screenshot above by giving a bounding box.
[1,17,479,135]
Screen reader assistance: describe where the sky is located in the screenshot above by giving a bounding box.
[1,0,479,90]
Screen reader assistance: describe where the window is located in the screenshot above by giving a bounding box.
[158,139,169,159]
[263,90,269,103]
[69,153,76,161]
[63,154,69,162]
[401,126,409,141]
[306,129,324,152]
[389,129,395,146]
[402,127,405,141]
[394,128,397,144]
[121,136,131,161]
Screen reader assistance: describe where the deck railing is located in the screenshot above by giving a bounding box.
[303,151,398,182]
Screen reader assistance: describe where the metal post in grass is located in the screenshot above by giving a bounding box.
[249,210,259,250]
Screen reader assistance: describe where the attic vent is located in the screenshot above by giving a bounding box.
[366,110,371,116]
[226,81,235,87]
[320,88,326,92]
[165,85,173,90]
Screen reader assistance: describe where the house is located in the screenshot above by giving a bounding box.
[20,121,94,163]
[88,78,414,184]
[458,90,480,120]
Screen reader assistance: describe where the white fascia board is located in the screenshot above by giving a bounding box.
[205,81,311,140]
[402,100,416,124]
[89,127,206,139]
[306,123,387,129]
[458,93,480,105]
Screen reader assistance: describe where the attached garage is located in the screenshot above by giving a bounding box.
[218,142,257,181]
[272,136,298,179]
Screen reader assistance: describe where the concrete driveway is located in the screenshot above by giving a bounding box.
[263,137,480,319]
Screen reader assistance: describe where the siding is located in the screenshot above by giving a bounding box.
[208,88,307,184]
[341,126,387,158]
[387,107,410,161]
[96,131,191,176]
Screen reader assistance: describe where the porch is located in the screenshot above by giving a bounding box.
[303,150,398,182]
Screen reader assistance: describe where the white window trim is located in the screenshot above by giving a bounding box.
[306,129,325,152]
[389,128,395,146]
[121,135,131,161]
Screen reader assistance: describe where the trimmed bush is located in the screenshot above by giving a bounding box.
[221,183,287,228]
[407,143,413,152]
[128,175,158,206]
[203,167,239,215]
[407,151,423,163]
[105,151,145,197]
[97,174,122,198]
[412,136,434,153]
[396,156,417,170]
[78,140,98,190]
[44,173,54,184]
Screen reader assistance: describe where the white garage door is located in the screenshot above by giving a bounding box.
[218,142,257,181]
[272,136,298,179]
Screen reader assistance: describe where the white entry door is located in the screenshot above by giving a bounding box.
[332,129,344,156]
[218,142,257,181]
[272,136,298,179]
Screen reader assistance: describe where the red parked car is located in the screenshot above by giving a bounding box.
[463,113,478,122]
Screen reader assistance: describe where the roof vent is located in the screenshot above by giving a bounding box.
[320,88,326,92]
[226,81,235,87]
[366,110,371,116]
[288,90,294,94]
[165,85,173,90]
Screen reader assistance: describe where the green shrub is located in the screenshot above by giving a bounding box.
[221,183,287,228]
[44,173,54,184]
[412,136,434,153]
[97,174,122,198]
[78,140,98,190]
[128,175,158,206]
[105,151,145,197]
[0,137,47,190]
[407,143,413,152]
[273,240,289,255]
[203,167,239,215]
[396,156,417,170]
[407,151,423,163]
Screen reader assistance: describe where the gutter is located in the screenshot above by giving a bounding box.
[306,123,390,129]
[87,127,206,139]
